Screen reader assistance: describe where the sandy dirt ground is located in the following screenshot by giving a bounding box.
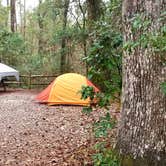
[0,89,119,166]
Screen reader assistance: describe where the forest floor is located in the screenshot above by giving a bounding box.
[0,89,120,166]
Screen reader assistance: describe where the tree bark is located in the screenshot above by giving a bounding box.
[117,0,166,165]
[38,0,44,54]
[87,0,103,31]
[10,0,17,32]
[18,0,23,34]
[78,0,88,74]
[60,0,70,73]
[87,0,103,19]
[86,0,103,74]
[23,0,26,38]
[5,0,10,27]
[7,0,9,6]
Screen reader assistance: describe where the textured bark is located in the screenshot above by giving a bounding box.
[60,0,70,74]
[87,0,103,30]
[87,0,104,35]
[10,0,17,32]
[117,0,166,165]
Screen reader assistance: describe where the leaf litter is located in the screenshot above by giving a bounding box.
[0,90,119,165]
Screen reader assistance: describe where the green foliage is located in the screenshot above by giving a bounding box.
[93,140,121,166]
[83,0,123,98]
[94,113,116,138]
[123,14,150,52]
[22,52,60,74]
[0,3,8,28]
[81,85,95,100]
[81,85,96,114]
[93,149,121,166]
[124,13,166,55]
[52,27,88,44]
[0,29,26,65]
[0,28,60,74]
[82,106,93,115]
[92,113,120,165]
[150,20,166,54]
[106,0,122,30]
[84,23,122,94]
[80,1,122,165]
[161,82,166,95]
[123,13,166,100]
[97,93,113,109]
[81,23,122,112]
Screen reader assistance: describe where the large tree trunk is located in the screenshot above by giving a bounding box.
[10,0,17,32]
[60,0,70,74]
[117,0,166,165]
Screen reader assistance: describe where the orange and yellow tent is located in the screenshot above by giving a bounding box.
[36,73,99,106]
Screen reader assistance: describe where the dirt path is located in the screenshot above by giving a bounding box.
[0,90,113,166]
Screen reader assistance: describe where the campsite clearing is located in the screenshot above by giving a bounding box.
[0,90,118,165]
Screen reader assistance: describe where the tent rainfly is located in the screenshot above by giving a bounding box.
[36,73,99,106]
[0,63,19,81]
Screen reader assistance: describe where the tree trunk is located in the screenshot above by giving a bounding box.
[117,0,166,165]
[60,0,70,73]
[38,0,44,54]
[87,0,103,32]
[86,0,103,74]
[10,0,17,32]
[23,0,26,38]
[5,0,9,27]
[19,0,23,34]
[78,0,88,74]
[7,0,9,6]
[7,0,10,29]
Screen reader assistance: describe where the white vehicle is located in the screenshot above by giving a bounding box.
[0,63,19,82]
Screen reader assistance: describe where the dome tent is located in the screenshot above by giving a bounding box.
[36,73,99,106]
